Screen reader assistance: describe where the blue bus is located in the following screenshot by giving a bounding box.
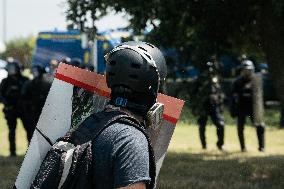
[32,29,129,74]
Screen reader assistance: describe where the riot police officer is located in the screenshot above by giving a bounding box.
[70,58,85,69]
[69,57,94,71]
[21,64,52,142]
[280,106,284,128]
[60,57,71,65]
[191,61,225,150]
[0,60,29,156]
[85,64,95,72]
[231,60,265,152]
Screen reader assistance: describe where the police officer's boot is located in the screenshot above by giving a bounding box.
[216,125,224,150]
[199,125,207,149]
[280,106,284,128]
[256,125,265,152]
[238,127,246,152]
[7,118,17,156]
[199,129,207,149]
[198,117,207,149]
[9,128,16,156]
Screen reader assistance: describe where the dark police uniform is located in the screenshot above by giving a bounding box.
[21,71,52,143]
[191,62,225,150]
[231,76,265,151]
[0,70,29,156]
[280,106,284,128]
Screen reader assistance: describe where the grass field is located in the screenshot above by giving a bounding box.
[0,105,283,189]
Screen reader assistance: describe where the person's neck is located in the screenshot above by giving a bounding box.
[106,104,144,123]
[120,107,144,123]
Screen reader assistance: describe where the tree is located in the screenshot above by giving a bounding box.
[0,36,35,68]
[65,0,108,39]
[65,0,284,105]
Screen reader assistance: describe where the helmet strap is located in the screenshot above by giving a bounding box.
[111,97,149,116]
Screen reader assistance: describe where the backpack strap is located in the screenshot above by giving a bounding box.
[69,110,139,145]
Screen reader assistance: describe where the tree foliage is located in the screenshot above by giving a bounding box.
[65,0,108,39]
[65,0,284,103]
[0,36,35,68]
[65,0,281,63]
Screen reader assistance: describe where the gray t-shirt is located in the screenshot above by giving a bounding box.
[92,122,151,188]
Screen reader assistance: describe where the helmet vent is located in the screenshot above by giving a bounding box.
[138,46,147,52]
[144,54,151,60]
[109,61,116,66]
[131,63,141,69]
[145,42,155,48]
[129,74,138,80]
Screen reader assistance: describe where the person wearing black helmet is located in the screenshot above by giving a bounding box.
[49,59,59,76]
[60,57,71,65]
[231,59,265,152]
[191,61,225,150]
[0,60,29,156]
[31,41,166,189]
[105,41,167,114]
[93,41,166,189]
[85,64,95,72]
[21,64,52,143]
[70,58,86,69]
[281,107,284,128]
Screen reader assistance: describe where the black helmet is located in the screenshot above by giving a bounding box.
[32,64,46,77]
[85,64,95,72]
[6,60,21,76]
[60,57,71,65]
[105,41,167,115]
[205,61,216,73]
[70,58,85,69]
[241,59,255,71]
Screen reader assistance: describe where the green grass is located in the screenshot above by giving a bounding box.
[0,104,284,189]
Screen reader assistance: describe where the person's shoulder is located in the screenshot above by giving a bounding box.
[0,77,10,88]
[95,121,147,150]
[234,75,242,82]
[42,74,54,83]
[0,77,8,84]
[25,78,33,84]
[22,78,33,89]
[92,122,148,156]
[20,75,29,81]
[103,122,146,141]
[233,76,243,85]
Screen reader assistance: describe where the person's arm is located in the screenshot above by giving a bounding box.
[0,79,8,104]
[112,125,151,189]
[20,80,30,100]
[229,79,240,117]
[117,182,146,189]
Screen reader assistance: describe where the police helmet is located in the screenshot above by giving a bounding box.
[105,41,167,114]
[241,60,255,71]
[206,61,215,72]
[32,64,46,77]
[85,64,95,72]
[70,58,85,69]
[60,57,71,65]
[6,60,21,75]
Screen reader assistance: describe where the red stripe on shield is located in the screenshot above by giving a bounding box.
[55,63,184,124]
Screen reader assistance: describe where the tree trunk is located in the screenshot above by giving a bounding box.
[260,1,284,107]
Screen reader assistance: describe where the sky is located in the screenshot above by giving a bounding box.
[0,0,129,50]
